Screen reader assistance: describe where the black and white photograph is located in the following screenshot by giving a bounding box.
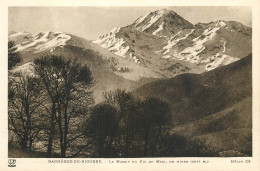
[7,6,253,158]
[1,1,260,170]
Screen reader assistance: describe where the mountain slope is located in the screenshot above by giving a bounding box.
[93,9,251,74]
[9,31,162,103]
[8,9,252,104]
[133,54,252,156]
[172,97,252,156]
[134,54,252,125]
[9,31,161,80]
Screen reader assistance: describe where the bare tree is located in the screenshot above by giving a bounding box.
[103,89,141,157]
[34,55,93,157]
[34,56,61,157]
[8,72,43,152]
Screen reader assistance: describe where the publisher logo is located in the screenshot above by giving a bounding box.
[8,159,16,167]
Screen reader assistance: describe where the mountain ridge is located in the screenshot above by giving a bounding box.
[93,9,251,73]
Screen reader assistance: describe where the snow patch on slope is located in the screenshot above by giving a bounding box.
[160,29,194,56]
[93,27,130,57]
[216,20,227,27]
[35,33,71,52]
[178,27,220,62]
[152,22,164,35]
[205,54,239,71]
[93,26,121,45]
[223,41,226,52]
[109,38,130,57]
[134,13,150,27]
[14,32,71,52]
[136,10,164,32]
[15,32,49,51]
[155,25,238,70]
[129,53,140,63]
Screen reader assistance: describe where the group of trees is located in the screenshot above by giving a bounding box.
[86,89,215,157]
[87,89,172,157]
[8,41,213,157]
[8,48,94,157]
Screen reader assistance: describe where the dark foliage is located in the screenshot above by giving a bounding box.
[8,41,22,70]
[84,89,213,157]
[87,104,119,157]
[138,97,171,157]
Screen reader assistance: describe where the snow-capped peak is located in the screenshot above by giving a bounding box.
[134,9,165,32]
[157,8,177,15]
[10,31,71,53]
[130,9,194,37]
[133,9,170,28]
[92,9,251,73]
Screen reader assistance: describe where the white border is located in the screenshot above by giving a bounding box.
[0,0,259,171]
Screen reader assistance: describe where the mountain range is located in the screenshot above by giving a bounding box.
[93,9,251,73]
[8,9,252,156]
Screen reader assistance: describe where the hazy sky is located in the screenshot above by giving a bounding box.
[9,6,251,40]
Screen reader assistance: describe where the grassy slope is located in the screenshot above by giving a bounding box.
[134,54,252,125]
[134,54,252,156]
[173,97,252,135]
[172,97,252,156]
